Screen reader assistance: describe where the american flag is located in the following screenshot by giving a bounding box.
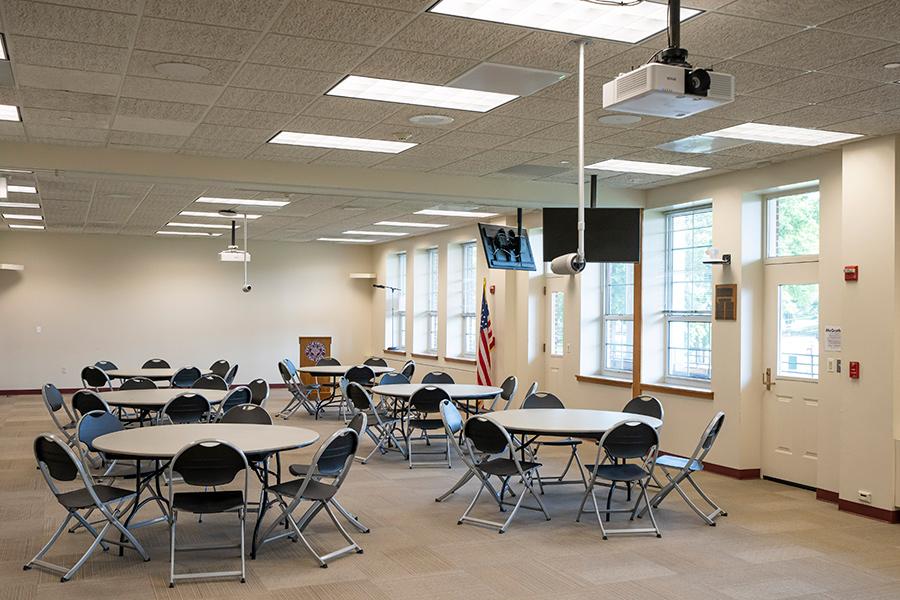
[477,279,495,386]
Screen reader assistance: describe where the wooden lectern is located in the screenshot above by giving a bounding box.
[298,336,331,386]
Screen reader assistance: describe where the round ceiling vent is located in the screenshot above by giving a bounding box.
[154,61,211,80]
[408,114,455,126]
[597,114,642,125]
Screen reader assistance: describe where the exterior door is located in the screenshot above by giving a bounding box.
[762,261,820,487]
[545,277,567,394]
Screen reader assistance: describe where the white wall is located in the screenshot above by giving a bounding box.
[0,232,374,389]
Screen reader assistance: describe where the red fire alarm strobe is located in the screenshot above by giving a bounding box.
[844,265,858,281]
[849,361,860,379]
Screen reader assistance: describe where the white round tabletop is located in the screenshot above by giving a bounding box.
[371,383,502,400]
[98,388,229,409]
[93,423,320,459]
[106,368,176,380]
[298,365,395,377]
[488,409,662,437]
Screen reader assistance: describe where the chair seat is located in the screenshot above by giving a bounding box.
[539,437,582,447]
[58,485,133,510]
[288,464,342,478]
[586,463,649,483]
[98,460,159,479]
[172,490,243,514]
[271,477,337,501]
[656,454,702,471]
[408,417,443,430]
[477,458,541,477]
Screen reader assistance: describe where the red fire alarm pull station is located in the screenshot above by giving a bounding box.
[849,361,860,379]
[844,265,858,281]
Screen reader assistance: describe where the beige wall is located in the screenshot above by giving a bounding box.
[0,232,374,389]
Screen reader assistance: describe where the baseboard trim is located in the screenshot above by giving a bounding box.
[3,383,288,396]
[837,499,900,523]
[816,488,839,504]
[763,475,816,492]
[658,451,760,480]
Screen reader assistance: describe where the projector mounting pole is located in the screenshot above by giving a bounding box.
[576,38,587,268]
[242,213,249,289]
[660,0,690,66]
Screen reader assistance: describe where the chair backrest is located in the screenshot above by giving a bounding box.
[248,379,269,406]
[623,395,664,421]
[171,366,202,388]
[522,381,538,405]
[42,383,75,434]
[689,411,726,463]
[193,374,228,391]
[522,391,564,409]
[311,428,358,483]
[346,365,375,384]
[94,360,118,371]
[316,357,341,366]
[492,375,517,410]
[440,398,464,436]
[348,412,367,437]
[346,381,374,412]
[221,404,273,425]
[221,386,252,413]
[142,358,170,369]
[422,371,454,384]
[464,416,511,456]
[600,421,659,461]
[159,393,210,425]
[71,389,111,418]
[380,372,409,385]
[81,365,111,390]
[120,376,157,390]
[409,386,451,414]
[278,360,294,384]
[364,357,388,367]
[224,363,239,385]
[401,360,415,380]
[209,359,230,377]
[77,410,123,453]
[34,434,81,483]
[172,440,248,487]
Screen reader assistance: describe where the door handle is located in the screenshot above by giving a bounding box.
[763,368,775,391]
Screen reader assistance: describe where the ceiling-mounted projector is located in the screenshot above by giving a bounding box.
[602,63,733,119]
[219,246,250,262]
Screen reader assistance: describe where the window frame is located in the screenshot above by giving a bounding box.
[664,205,713,385]
[764,186,820,265]
[390,251,407,350]
[460,241,478,357]
[601,262,634,376]
[424,246,439,355]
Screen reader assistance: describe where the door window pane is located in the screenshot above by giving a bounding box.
[778,283,819,379]
[550,291,564,356]
[767,190,819,258]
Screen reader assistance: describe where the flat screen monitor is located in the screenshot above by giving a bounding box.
[542,207,641,263]
[478,223,537,271]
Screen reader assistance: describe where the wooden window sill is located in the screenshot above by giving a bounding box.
[445,356,476,365]
[641,382,714,400]
[411,352,438,360]
[383,348,407,356]
[575,374,632,388]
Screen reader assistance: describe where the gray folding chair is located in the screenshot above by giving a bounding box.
[404,386,453,468]
[193,374,228,391]
[577,421,661,540]
[521,392,586,490]
[120,377,156,390]
[435,399,503,504]
[71,389,112,419]
[642,411,726,525]
[458,415,550,533]
[167,440,249,587]
[422,371,454,384]
[25,434,148,581]
[224,364,239,385]
[248,379,269,407]
[257,428,363,567]
[158,393,211,425]
[208,360,230,378]
[171,366,202,389]
[344,382,405,463]
[94,360,118,371]
[363,357,388,367]
[81,365,113,391]
[400,360,415,380]
[143,358,171,368]
[42,383,78,447]
[623,395,664,420]
[277,360,316,418]
[488,375,518,411]
[219,386,252,418]
[519,381,538,408]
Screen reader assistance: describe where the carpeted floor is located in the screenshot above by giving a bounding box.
[3,390,899,600]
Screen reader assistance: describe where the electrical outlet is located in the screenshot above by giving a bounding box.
[826,358,835,373]
[858,490,872,504]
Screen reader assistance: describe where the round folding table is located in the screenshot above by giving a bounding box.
[105,368,176,382]
[297,365,395,377]
[371,383,502,413]
[488,409,662,439]
[99,388,229,410]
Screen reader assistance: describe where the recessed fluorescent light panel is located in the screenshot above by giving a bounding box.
[195,196,289,207]
[167,222,235,229]
[9,224,44,230]
[0,34,7,60]
[327,75,517,112]
[343,230,407,237]
[180,211,260,219]
[429,0,700,44]
[0,104,21,122]
[317,237,375,243]
[656,135,750,154]
[704,123,863,146]
[0,202,40,209]
[375,221,447,228]
[8,185,37,194]
[3,213,42,220]
[157,230,222,237]
[586,159,709,176]
[415,209,498,218]
[269,131,416,154]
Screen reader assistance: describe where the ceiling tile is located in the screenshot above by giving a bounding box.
[533,73,607,102]
[246,144,330,162]
[37,0,139,12]
[179,139,258,158]
[273,0,413,46]
[143,0,287,30]
[127,50,239,85]
[13,64,122,95]
[20,107,112,129]
[249,35,372,71]
[584,46,659,79]
[361,122,448,144]
[824,84,900,113]
[121,76,224,104]
[530,120,621,142]
[758,105,874,129]
[311,149,389,167]
[750,72,881,105]
[823,45,900,83]
[25,124,108,142]
[717,0,881,26]
[493,97,592,123]
[4,1,138,47]
[354,48,476,85]
[372,144,480,170]
[710,59,805,94]
[430,130,516,149]
[826,111,900,135]
[820,1,900,43]
[582,142,641,162]
[704,95,805,121]
[719,142,808,159]
[203,107,288,130]
[640,13,802,59]
[229,64,341,94]
[495,136,573,154]
[489,32,629,73]
[107,130,185,147]
[638,115,742,136]
[191,123,273,143]
[6,36,128,73]
[111,114,197,136]
[280,115,373,136]
[385,13,528,60]
[302,96,403,123]
[18,88,116,114]
[735,29,892,71]
[216,88,316,114]
[461,115,555,137]
[600,129,679,148]
[380,105,477,129]
[134,18,261,61]
[117,97,207,122]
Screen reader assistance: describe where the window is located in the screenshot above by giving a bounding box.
[550,291,565,356]
[603,263,634,373]
[665,206,712,381]
[425,247,439,354]
[767,188,819,259]
[777,283,819,380]
[387,251,406,350]
[461,242,478,356]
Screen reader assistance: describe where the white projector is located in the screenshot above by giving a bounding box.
[219,247,251,262]
[602,62,734,119]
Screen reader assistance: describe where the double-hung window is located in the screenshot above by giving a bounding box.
[388,251,406,350]
[603,263,634,374]
[425,247,439,354]
[461,242,478,357]
[665,206,713,382]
